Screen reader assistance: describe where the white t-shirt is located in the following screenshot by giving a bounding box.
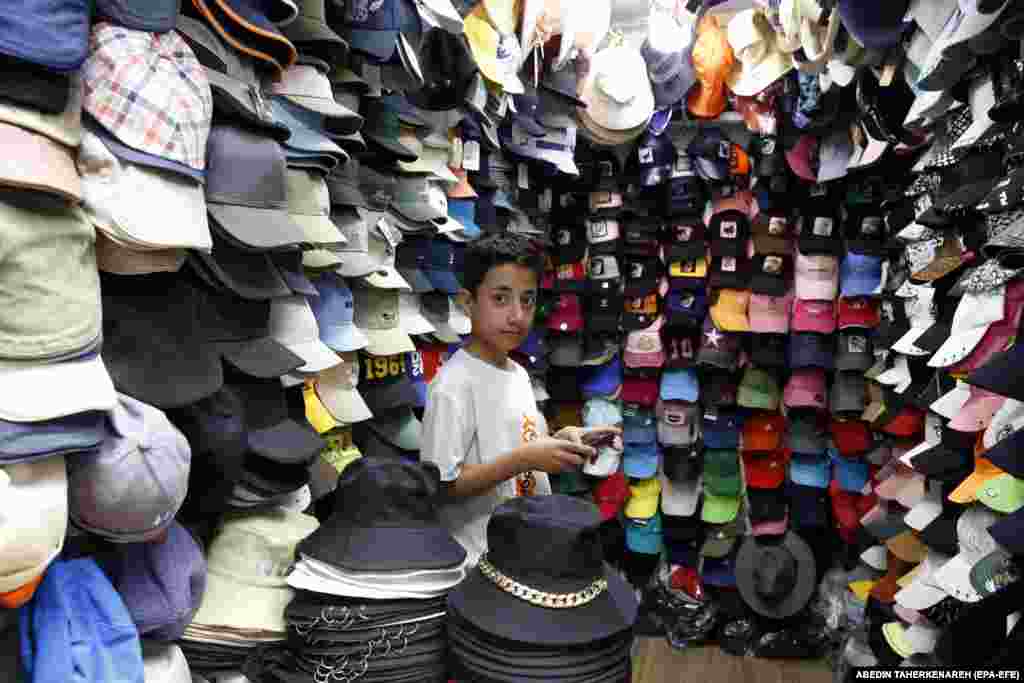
[420,348,551,564]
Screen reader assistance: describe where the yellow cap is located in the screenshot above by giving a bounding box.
[848,579,875,602]
[624,476,662,519]
[304,381,340,434]
[669,256,708,278]
[882,622,915,659]
[710,288,751,332]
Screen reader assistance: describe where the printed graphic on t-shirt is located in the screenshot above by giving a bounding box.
[515,414,540,497]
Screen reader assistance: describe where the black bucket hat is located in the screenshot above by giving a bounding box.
[735,531,817,619]
[448,495,638,646]
[297,455,466,572]
[406,28,477,111]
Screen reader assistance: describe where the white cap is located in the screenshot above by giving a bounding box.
[904,480,944,531]
[448,296,471,336]
[397,292,437,337]
[860,545,888,571]
[315,353,372,425]
[930,381,972,420]
[895,550,952,610]
[583,444,622,477]
[660,473,701,517]
[929,286,1006,368]
[269,296,342,373]
[0,456,67,593]
[932,505,1001,603]
[983,398,1024,450]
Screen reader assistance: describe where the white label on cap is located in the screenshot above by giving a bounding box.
[540,188,553,213]
[719,184,735,197]
[630,262,644,278]
[720,221,738,239]
[677,225,693,241]
[639,147,654,164]
[769,216,786,235]
[813,216,834,236]
[763,255,783,274]
[560,322,568,331]
[590,221,608,238]
[450,136,463,168]
[557,229,571,245]
[704,407,718,421]
[681,294,695,308]
[916,193,933,214]
[862,216,882,235]
[462,140,480,171]
[848,335,867,353]
[721,257,737,272]
[518,162,529,189]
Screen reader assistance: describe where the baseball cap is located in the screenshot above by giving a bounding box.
[668,255,708,291]
[696,316,740,371]
[749,292,792,334]
[351,286,416,357]
[709,289,750,332]
[789,332,835,370]
[547,294,584,333]
[831,371,868,416]
[660,368,699,403]
[948,387,1006,433]
[792,299,837,335]
[786,409,828,455]
[789,452,831,489]
[624,316,666,369]
[701,491,741,524]
[737,367,781,411]
[581,357,623,399]
[688,14,735,119]
[622,375,659,407]
[751,211,793,256]
[931,506,1001,604]
[665,288,708,328]
[929,288,1007,369]
[838,297,881,330]
[795,250,839,300]
[702,411,742,450]
[624,476,662,519]
[68,395,190,542]
[656,400,699,447]
[591,472,630,522]
[742,413,785,452]
[784,368,828,411]
[308,273,369,353]
[835,330,874,372]
[832,449,871,494]
[749,254,791,297]
[548,332,584,368]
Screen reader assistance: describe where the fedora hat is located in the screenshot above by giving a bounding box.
[448,494,638,646]
[735,531,817,618]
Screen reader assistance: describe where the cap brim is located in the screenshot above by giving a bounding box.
[286,339,341,372]
[205,70,291,142]
[217,338,305,378]
[193,250,293,300]
[361,328,416,356]
[929,327,993,367]
[209,204,310,250]
[358,266,413,290]
[0,354,116,422]
[318,323,370,354]
[248,420,326,465]
[318,384,372,424]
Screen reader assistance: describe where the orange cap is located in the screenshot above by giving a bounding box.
[0,573,43,609]
[688,15,735,119]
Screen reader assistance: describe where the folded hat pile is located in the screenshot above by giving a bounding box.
[258,457,467,683]
[448,495,638,683]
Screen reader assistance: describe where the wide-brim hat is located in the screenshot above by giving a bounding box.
[735,531,817,618]
[448,495,638,646]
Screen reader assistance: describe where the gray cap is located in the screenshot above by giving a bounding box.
[549,333,584,367]
[67,394,191,542]
[831,371,868,416]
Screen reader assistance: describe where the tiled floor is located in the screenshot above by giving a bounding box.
[633,637,832,683]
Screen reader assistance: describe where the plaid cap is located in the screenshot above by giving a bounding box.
[83,23,213,173]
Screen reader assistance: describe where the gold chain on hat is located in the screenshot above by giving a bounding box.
[477,556,608,608]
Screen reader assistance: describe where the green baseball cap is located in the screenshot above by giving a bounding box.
[970,548,1021,598]
[701,511,744,558]
[554,468,590,495]
[703,448,742,497]
[976,474,1024,514]
[737,367,781,411]
[701,492,740,524]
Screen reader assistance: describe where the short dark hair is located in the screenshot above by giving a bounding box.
[459,233,545,295]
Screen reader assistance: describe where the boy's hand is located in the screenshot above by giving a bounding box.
[519,437,593,474]
[553,425,623,449]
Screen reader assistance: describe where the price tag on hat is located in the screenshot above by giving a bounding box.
[463,140,480,171]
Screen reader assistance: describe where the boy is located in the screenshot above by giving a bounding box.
[421,234,619,564]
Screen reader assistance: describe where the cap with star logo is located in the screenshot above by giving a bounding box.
[696,316,740,371]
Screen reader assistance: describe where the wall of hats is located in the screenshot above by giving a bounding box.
[2,0,1024,680]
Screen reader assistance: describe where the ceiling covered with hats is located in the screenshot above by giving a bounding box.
[1,0,1024,679]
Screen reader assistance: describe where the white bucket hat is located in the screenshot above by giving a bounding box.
[578,45,655,131]
[726,9,795,97]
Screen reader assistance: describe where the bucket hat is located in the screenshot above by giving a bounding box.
[449,494,638,646]
[726,9,794,97]
[688,14,735,118]
[735,532,817,618]
[578,44,654,132]
[298,456,465,572]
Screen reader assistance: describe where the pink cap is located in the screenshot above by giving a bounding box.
[948,387,1007,433]
[786,135,818,182]
[792,299,837,334]
[748,292,792,334]
[795,251,839,301]
[752,511,789,536]
[783,368,828,410]
[546,294,584,332]
[624,316,666,369]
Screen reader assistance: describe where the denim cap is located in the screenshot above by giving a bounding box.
[309,272,369,353]
[19,557,144,683]
[789,452,831,488]
[0,411,105,464]
[0,0,91,71]
[97,521,206,640]
[67,394,191,542]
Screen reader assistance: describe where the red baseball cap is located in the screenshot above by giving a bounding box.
[743,448,790,489]
[880,406,926,438]
[670,566,705,601]
[829,478,876,541]
[838,297,880,330]
[792,299,837,334]
[546,293,584,332]
[592,471,629,520]
[830,419,873,457]
[621,375,659,406]
[742,413,786,452]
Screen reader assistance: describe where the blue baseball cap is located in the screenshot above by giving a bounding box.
[309,272,370,353]
[0,410,105,464]
[424,240,463,294]
[448,198,482,242]
[666,288,707,327]
[582,357,623,399]
[340,0,399,62]
[701,555,737,587]
[789,332,835,370]
[660,368,699,402]
[624,441,660,478]
[626,514,664,555]
[702,411,742,449]
[583,397,623,427]
[840,252,884,298]
[789,453,831,489]
[831,449,870,494]
[623,410,657,444]
[405,349,427,407]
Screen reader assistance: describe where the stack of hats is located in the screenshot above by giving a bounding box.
[448,495,638,683]
[257,457,467,682]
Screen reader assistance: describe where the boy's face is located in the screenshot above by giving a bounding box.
[464,263,538,354]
